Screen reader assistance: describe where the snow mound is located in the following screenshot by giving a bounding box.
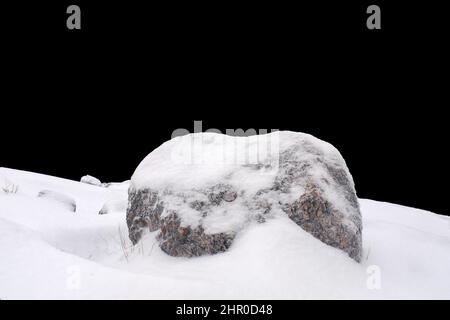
[80,175,102,186]
[99,197,128,215]
[38,190,77,212]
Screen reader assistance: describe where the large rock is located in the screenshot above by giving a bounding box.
[126,131,362,261]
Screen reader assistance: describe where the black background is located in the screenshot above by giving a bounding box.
[2,1,449,216]
[0,300,447,318]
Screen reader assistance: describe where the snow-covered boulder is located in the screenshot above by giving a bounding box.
[126,131,363,261]
[80,175,102,186]
[37,190,77,212]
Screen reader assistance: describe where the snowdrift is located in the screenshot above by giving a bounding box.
[0,167,449,299]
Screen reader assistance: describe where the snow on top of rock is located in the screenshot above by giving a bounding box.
[132,131,345,191]
[80,175,102,186]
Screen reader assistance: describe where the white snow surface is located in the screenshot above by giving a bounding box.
[0,167,449,299]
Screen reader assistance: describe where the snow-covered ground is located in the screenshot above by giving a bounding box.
[0,167,449,299]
